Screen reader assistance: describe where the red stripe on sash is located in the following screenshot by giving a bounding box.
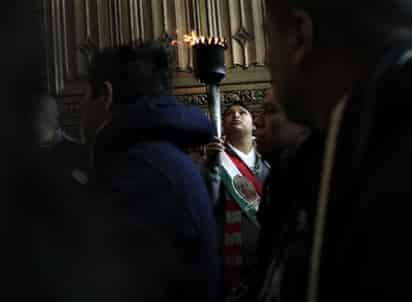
[224,222,242,234]
[226,199,241,211]
[226,151,263,195]
[224,245,242,256]
[223,150,264,293]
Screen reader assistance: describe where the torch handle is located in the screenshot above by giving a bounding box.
[207,85,222,138]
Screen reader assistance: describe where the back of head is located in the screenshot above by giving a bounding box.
[267,0,412,54]
[88,41,173,104]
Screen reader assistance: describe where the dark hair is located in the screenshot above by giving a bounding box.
[266,0,412,52]
[223,102,251,117]
[88,41,174,104]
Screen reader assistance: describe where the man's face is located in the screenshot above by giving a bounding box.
[255,89,288,153]
[264,1,316,127]
[223,105,254,139]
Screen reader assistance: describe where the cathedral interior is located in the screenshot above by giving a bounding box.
[3,2,411,302]
[40,0,271,141]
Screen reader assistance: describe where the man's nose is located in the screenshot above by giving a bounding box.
[233,111,241,118]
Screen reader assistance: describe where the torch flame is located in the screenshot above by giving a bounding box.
[183,31,199,46]
[182,30,228,48]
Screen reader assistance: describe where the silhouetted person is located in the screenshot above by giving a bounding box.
[1,14,196,299]
[264,0,412,301]
[15,93,192,302]
[88,42,221,302]
[254,89,324,302]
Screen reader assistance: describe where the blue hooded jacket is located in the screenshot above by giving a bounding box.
[95,95,220,302]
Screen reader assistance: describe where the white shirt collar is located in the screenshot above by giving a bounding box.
[227,143,256,169]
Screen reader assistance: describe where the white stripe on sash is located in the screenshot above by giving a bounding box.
[225,211,242,224]
[224,233,242,245]
[220,152,243,178]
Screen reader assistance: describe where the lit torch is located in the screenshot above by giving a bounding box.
[184,31,228,138]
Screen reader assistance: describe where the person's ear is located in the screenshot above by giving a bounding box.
[288,8,313,66]
[102,81,113,111]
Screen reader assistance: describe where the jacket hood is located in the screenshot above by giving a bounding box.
[96,95,214,153]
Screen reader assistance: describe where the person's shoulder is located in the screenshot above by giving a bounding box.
[256,150,271,167]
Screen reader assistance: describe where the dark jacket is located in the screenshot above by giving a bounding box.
[40,130,91,185]
[255,133,325,302]
[8,141,195,302]
[94,95,220,302]
[316,42,412,302]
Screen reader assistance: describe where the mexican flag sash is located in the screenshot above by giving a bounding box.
[220,151,263,228]
[220,149,263,292]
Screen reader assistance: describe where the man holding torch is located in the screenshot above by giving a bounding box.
[204,103,270,296]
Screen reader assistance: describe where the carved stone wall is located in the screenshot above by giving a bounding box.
[177,87,267,120]
[43,0,271,135]
[178,88,265,107]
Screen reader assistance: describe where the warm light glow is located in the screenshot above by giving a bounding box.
[181,31,227,48]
